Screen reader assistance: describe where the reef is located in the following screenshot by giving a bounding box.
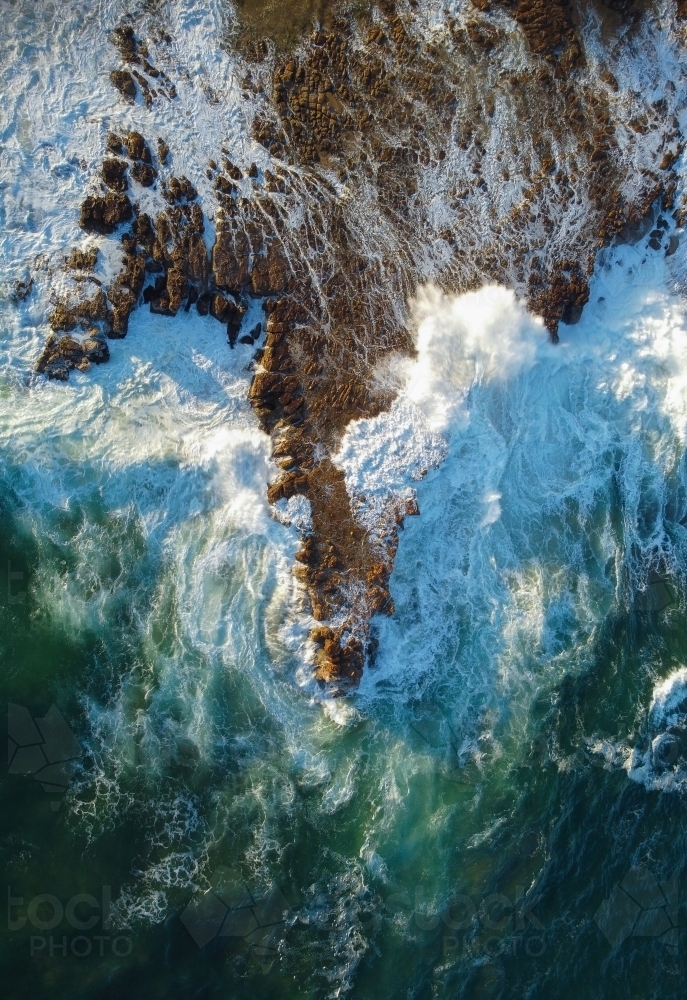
[38,2,687,690]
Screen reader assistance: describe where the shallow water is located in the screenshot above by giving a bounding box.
[1,1,687,998]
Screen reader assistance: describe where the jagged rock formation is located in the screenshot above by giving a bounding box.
[39,3,687,690]
[36,334,110,380]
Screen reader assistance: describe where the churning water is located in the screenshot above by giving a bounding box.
[1,1,686,998]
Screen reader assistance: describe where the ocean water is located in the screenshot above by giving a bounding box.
[2,1,687,998]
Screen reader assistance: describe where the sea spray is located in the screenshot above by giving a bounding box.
[343,240,687,742]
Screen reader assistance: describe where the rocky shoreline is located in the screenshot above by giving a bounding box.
[36,1,686,690]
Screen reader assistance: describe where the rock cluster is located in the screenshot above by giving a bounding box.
[49,284,109,332]
[109,22,176,108]
[472,0,581,70]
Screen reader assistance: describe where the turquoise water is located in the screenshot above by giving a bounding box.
[2,1,687,996]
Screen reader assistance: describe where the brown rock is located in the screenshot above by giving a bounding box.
[212,218,250,293]
[50,288,108,331]
[209,293,232,323]
[79,193,133,233]
[107,252,146,336]
[150,291,171,314]
[166,267,187,313]
[107,133,124,154]
[131,161,157,187]
[226,300,247,346]
[111,24,138,62]
[163,175,198,202]
[181,232,209,286]
[36,333,110,379]
[81,338,110,363]
[102,158,128,192]
[66,246,99,271]
[107,286,137,337]
[110,70,136,100]
[126,131,152,163]
[250,242,289,295]
[133,212,155,251]
[157,137,170,164]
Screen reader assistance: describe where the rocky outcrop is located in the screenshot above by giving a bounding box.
[40,2,686,689]
[472,0,581,69]
[49,286,109,332]
[101,158,128,192]
[107,245,146,336]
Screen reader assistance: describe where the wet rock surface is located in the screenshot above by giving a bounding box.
[36,334,110,380]
[39,3,687,689]
[12,278,33,302]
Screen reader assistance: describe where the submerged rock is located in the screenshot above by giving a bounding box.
[12,278,33,301]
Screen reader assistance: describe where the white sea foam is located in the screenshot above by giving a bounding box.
[334,285,548,531]
[273,493,313,532]
[624,667,687,793]
[650,666,687,724]
[340,231,687,767]
[405,285,544,431]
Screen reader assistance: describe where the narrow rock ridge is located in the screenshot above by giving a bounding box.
[38,2,686,690]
